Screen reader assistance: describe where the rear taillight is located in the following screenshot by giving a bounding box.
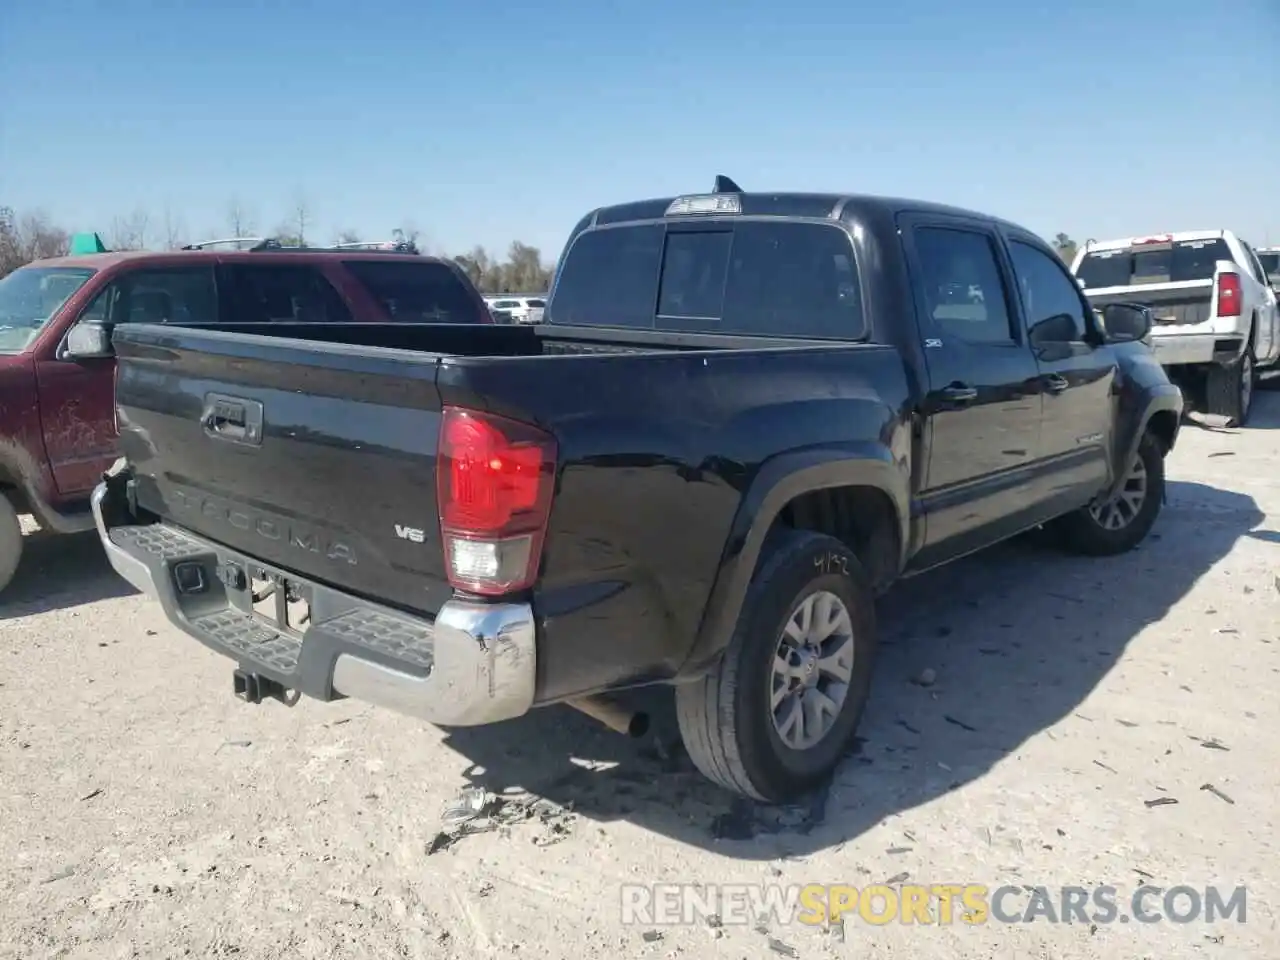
[436,406,556,596]
[1217,273,1243,318]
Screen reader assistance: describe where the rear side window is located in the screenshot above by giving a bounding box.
[1076,239,1232,288]
[224,265,354,323]
[342,260,480,322]
[548,220,865,339]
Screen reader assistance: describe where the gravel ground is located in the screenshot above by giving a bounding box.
[3,394,1279,960]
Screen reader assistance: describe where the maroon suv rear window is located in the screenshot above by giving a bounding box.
[342,260,482,322]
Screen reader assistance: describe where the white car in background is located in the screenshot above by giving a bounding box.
[1071,231,1280,426]
[484,295,546,324]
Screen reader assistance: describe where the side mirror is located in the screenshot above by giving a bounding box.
[1101,302,1153,343]
[1028,312,1080,346]
[62,321,114,360]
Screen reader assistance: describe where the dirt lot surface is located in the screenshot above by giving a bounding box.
[3,395,1279,960]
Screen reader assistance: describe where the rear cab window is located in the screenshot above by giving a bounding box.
[1076,238,1232,289]
[547,219,865,339]
[341,260,482,322]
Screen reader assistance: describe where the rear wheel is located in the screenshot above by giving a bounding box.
[675,530,877,803]
[0,493,23,594]
[1205,345,1254,427]
[1049,433,1164,556]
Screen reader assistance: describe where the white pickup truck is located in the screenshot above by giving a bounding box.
[1071,231,1280,426]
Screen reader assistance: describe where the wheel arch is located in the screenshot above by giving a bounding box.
[678,444,910,678]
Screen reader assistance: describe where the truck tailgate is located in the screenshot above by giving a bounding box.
[113,324,454,614]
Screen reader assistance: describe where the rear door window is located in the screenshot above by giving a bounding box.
[909,227,1013,343]
[1077,239,1232,288]
[548,220,865,338]
[223,264,354,323]
[342,260,480,322]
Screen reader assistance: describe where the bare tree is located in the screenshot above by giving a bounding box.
[162,206,189,250]
[226,199,256,238]
[0,209,71,277]
[1053,232,1079,264]
[334,228,362,245]
[107,208,150,250]
[290,194,313,246]
[391,223,422,247]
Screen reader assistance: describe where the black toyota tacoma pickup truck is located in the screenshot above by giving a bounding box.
[92,179,1182,803]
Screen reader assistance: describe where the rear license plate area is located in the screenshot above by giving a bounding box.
[247,567,312,635]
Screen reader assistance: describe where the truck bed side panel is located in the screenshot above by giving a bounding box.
[437,344,912,702]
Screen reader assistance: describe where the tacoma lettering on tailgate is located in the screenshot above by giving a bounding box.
[169,489,357,565]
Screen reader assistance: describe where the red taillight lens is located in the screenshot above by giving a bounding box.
[1217,273,1242,318]
[436,406,556,596]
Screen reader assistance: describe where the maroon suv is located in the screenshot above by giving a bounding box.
[0,242,491,593]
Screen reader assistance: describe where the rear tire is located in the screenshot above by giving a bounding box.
[675,530,877,803]
[1049,433,1164,557]
[1205,345,1254,427]
[0,494,23,595]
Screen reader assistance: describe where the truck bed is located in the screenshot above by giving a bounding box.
[112,321,904,629]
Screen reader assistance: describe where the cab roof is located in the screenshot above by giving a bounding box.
[583,190,1029,235]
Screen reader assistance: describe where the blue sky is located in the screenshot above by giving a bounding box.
[2,0,1277,261]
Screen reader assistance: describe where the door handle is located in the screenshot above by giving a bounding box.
[1043,374,1070,394]
[940,383,978,403]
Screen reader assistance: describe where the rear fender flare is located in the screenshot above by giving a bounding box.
[677,443,909,678]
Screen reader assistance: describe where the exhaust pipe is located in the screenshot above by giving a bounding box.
[567,696,650,738]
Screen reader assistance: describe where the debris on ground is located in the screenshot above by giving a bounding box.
[1144,797,1178,808]
[1200,784,1236,805]
[768,936,799,957]
[428,785,579,853]
[911,667,937,687]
